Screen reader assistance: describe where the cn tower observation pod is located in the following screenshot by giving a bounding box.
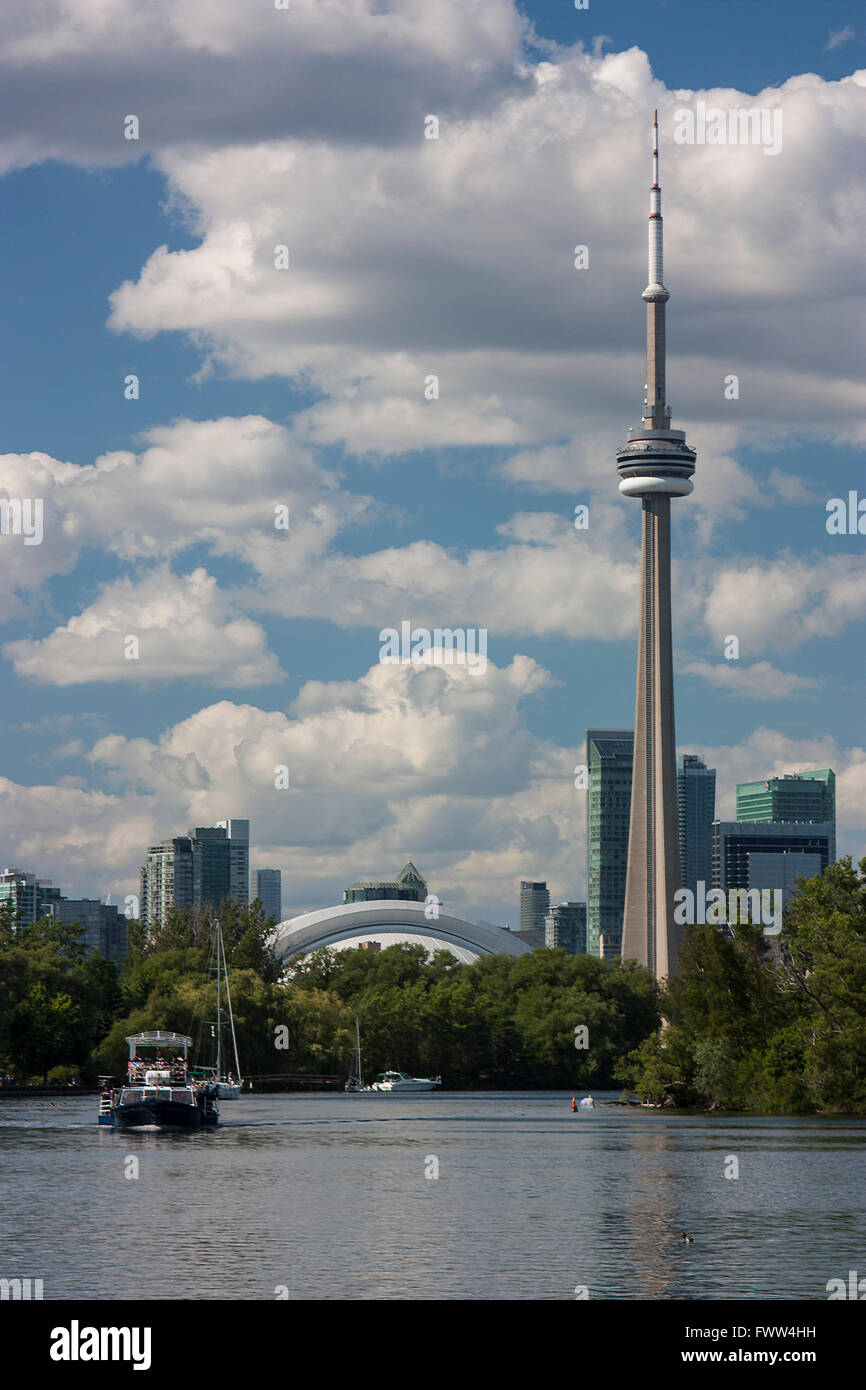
[272,900,533,965]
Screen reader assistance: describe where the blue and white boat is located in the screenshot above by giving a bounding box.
[98,1031,219,1130]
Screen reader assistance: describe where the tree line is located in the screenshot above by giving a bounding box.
[1,856,864,1111]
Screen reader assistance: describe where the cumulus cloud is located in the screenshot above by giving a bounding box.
[679,657,821,700]
[702,553,866,654]
[3,566,285,686]
[0,0,528,170]
[0,654,582,920]
[2,669,863,922]
[93,53,866,474]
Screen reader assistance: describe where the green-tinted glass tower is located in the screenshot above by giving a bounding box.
[586,729,634,959]
[193,826,231,911]
[736,770,835,863]
[677,753,716,897]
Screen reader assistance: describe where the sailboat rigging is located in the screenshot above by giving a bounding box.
[345,1016,365,1092]
[198,918,243,1099]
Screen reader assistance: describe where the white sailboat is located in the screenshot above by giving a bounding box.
[200,919,244,1099]
[345,1016,365,1092]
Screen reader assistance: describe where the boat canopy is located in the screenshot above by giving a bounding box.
[125,1031,192,1057]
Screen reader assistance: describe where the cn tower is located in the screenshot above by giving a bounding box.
[617,111,696,980]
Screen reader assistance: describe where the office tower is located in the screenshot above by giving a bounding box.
[713,822,833,894]
[50,899,129,963]
[677,754,716,898]
[0,870,65,926]
[520,881,550,934]
[140,836,201,930]
[0,869,39,925]
[544,902,587,955]
[736,771,835,863]
[344,862,428,904]
[193,826,231,910]
[747,852,823,911]
[256,868,282,921]
[617,112,696,980]
[216,818,251,905]
[586,729,634,959]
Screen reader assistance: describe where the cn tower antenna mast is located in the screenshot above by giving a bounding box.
[616,112,696,980]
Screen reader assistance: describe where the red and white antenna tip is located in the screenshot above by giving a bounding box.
[653,109,658,124]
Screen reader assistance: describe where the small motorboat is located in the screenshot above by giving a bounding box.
[370,1070,441,1093]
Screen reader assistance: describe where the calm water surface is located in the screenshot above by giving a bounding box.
[2,1091,863,1300]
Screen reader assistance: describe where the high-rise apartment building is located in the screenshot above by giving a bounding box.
[256,868,282,922]
[520,881,550,935]
[586,729,634,959]
[736,771,835,863]
[677,754,716,899]
[0,868,127,961]
[140,820,252,929]
[140,836,201,930]
[216,819,250,905]
[544,901,587,955]
[50,899,129,962]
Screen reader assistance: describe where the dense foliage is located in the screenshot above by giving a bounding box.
[2,857,865,1110]
[0,897,659,1088]
[616,857,866,1113]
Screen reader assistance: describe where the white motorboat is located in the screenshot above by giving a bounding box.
[370,1070,441,1093]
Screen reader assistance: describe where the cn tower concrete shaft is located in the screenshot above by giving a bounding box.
[615,111,696,980]
[620,496,683,978]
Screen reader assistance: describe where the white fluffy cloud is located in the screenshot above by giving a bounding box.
[94,51,866,476]
[679,658,821,700]
[702,553,866,654]
[1,666,862,922]
[0,654,581,920]
[3,566,284,687]
[0,0,526,168]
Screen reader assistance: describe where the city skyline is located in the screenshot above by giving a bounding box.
[1,2,864,928]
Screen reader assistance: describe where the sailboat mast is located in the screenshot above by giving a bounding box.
[355,1016,362,1085]
[214,918,222,1078]
[220,922,242,1081]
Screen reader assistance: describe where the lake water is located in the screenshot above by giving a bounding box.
[2,1091,864,1300]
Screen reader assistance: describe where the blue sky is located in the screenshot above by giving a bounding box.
[0,0,864,923]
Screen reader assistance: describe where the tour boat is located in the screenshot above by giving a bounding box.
[370,1070,441,1093]
[100,1031,219,1130]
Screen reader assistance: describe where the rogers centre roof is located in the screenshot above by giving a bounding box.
[272,899,532,964]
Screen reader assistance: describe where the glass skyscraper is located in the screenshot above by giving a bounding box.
[677,753,716,897]
[256,868,282,922]
[736,770,835,863]
[216,818,250,905]
[544,901,587,954]
[586,729,633,959]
